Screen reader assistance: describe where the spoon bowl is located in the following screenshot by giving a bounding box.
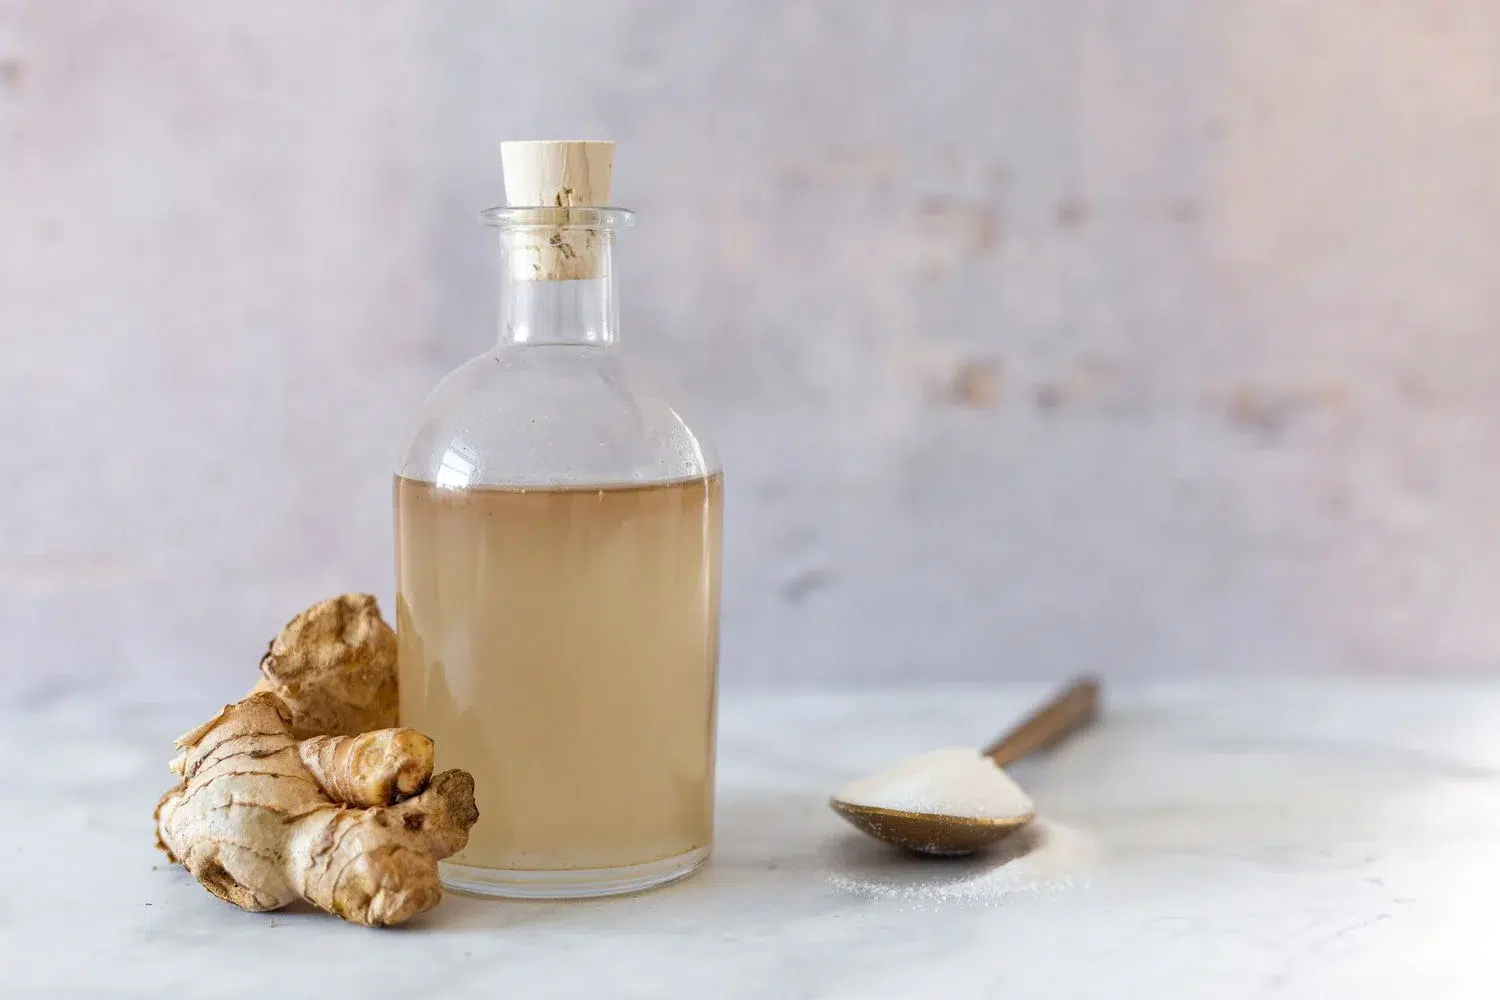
[830,800,1036,856]
[830,677,1099,856]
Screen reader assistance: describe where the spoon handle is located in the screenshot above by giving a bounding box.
[982,676,1100,767]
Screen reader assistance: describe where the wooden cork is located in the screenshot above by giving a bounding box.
[501,140,614,281]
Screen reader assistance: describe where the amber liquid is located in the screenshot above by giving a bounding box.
[395,474,722,872]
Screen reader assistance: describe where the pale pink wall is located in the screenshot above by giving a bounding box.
[4,1,1500,686]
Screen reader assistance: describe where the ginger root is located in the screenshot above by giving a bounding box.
[253,593,398,739]
[155,595,478,927]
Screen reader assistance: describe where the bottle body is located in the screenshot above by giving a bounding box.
[395,471,721,894]
[394,207,722,897]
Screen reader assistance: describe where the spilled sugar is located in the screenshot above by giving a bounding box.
[828,820,1099,905]
[835,747,1034,818]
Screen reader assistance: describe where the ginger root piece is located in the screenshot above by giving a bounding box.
[252,593,398,739]
[155,594,477,927]
[155,693,477,927]
[298,730,434,807]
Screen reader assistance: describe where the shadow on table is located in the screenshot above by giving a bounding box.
[413,789,1064,930]
[411,789,830,931]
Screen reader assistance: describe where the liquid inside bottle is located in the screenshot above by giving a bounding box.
[393,141,722,898]
[396,475,722,874]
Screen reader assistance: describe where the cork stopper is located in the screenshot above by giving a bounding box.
[500,140,614,281]
[502,140,613,208]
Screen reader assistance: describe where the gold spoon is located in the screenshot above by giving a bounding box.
[829,677,1100,855]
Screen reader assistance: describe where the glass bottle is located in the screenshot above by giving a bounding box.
[394,141,723,899]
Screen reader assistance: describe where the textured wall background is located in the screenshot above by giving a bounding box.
[4,1,1500,687]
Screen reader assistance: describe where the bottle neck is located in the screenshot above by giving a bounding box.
[497,228,619,347]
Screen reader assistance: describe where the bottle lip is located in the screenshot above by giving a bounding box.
[479,206,635,229]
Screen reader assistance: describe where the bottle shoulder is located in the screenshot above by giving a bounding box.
[397,346,719,488]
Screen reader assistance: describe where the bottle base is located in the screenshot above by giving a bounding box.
[439,845,710,900]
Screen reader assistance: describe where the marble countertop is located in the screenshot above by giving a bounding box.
[5,678,1500,999]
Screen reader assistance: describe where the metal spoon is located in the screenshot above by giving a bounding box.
[829,677,1100,855]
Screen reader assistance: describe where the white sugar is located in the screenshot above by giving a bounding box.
[835,746,1034,819]
[828,820,1098,906]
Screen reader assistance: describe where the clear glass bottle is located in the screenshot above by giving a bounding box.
[394,141,722,899]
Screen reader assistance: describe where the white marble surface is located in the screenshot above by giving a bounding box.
[6,679,1500,998]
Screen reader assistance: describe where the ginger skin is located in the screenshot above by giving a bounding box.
[155,595,478,927]
[298,729,435,807]
[253,593,399,739]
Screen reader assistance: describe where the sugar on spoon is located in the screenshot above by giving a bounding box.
[829,677,1100,856]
